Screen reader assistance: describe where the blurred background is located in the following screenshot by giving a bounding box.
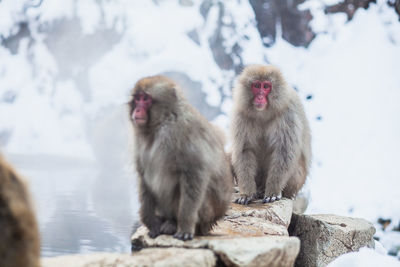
[0,0,399,259]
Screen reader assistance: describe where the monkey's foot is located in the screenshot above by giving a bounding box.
[262,193,282,203]
[173,231,194,241]
[235,195,254,205]
[255,192,265,199]
[160,220,177,235]
[147,228,161,239]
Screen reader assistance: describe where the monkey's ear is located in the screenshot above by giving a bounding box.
[170,88,179,100]
[126,99,134,106]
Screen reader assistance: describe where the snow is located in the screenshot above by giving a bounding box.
[328,247,400,267]
[0,0,399,259]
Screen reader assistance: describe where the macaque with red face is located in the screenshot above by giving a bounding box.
[129,75,232,240]
[131,92,152,126]
[231,65,311,205]
[252,80,272,110]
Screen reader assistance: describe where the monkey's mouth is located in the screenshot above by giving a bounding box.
[254,102,267,111]
[134,117,148,126]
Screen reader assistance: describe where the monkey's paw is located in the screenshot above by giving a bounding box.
[235,195,254,205]
[147,228,161,238]
[173,231,194,241]
[262,193,282,203]
[160,220,177,235]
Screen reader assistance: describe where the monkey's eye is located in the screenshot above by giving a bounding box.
[254,82,261,88]
[263,83,270,89]
[134,95,141,101]
[143,94,148,101]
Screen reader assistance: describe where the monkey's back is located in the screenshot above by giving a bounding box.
[0,156,40,267]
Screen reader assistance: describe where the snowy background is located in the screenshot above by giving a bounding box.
[0,0,399,263]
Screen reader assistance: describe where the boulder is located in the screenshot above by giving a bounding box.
[289,213,376,267]
[42,248,216,267]
[223,197,294,236]
[132,226,300,267]
[207,236,299,267]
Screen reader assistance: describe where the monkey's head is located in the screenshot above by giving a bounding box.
[235,65,289,112]
[129,75,180,128]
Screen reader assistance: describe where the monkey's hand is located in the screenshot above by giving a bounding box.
[235,194,254,205]
[262,193,282,203]
[173,231,194,241]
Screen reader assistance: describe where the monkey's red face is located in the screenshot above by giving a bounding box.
[132,92,152,126]
[251,80,271,111]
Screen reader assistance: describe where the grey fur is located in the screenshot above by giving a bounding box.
[231,65,311,204]
[129,75,232,240]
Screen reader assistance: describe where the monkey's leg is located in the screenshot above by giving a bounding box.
[263,128,299,203]
[233,150,257,205]
[173,172,207,241]
[196,221,215,236]
[282,155,307,198]
[138,180,162,238]
[160,220,177,235]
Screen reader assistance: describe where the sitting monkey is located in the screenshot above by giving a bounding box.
[129,75,233,240]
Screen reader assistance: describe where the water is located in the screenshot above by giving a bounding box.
[6,153,139,257]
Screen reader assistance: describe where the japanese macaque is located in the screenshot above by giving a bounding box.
[0,155,40,267]
[231,65,311,205]
[129,75,232,241]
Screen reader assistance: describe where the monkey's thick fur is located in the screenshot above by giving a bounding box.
[129,76,232,240]
[231,65,311,204]
[0,155,40,267]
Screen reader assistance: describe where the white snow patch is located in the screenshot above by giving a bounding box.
[328,247,400,267]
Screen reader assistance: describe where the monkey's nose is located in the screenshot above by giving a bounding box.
[134,107,146,118]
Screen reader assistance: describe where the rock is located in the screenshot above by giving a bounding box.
[324,0,376,20]
[132,199,294,251]
[132,227,299,267]
[131,199,297,266]
[131,226,210,250]
[248,0,315,47]
[215,199,294,236]
[42,248,216,267]
[289,213,376,267]
[207,236,299,267]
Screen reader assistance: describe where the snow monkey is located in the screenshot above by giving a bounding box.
[129,75,232,241]
[0,154,40,267]
[231,65,311,205]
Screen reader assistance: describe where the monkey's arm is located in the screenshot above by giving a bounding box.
[232,147,258,204]
[137,163,162,238]
[264,112,301,203]
[174,168,207,241]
